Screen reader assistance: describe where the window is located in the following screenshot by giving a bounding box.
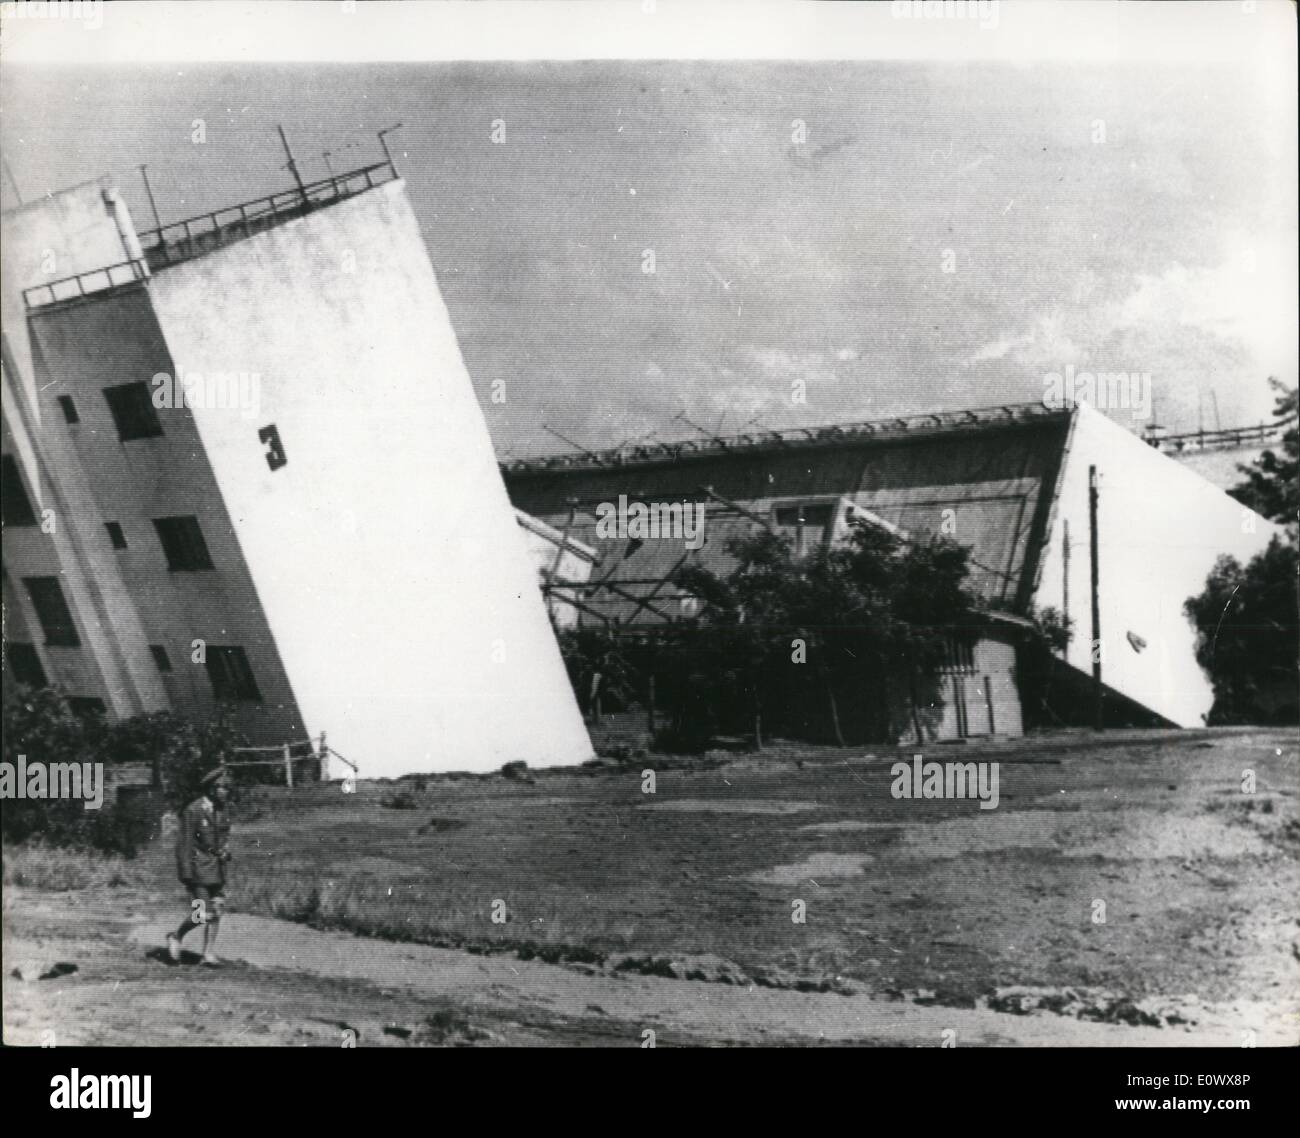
[1,454,38,527]
[6,642,48,688]
[57,396,79,424]
[773,502,834,556]
[22,576,80,647]
[149,644,172,672]
[103,382,163,441]
[152,516,214,571]
[205,646,262,702]
[105,521,128,550]
[68,697,107,727]
[773,503,834,529]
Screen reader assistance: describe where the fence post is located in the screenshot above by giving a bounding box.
[318,732,328,783]
[283,743,293,788]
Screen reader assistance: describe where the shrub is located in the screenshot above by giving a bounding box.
[1,685,245,856]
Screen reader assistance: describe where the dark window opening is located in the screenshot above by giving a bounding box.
[152,516,214,571]
[105,521,128,550]
[773,503,834,529]
[22,576,80,647]
[149,644,172,673]
[1,454,38,527]
[68,697,107,727]
[773,502,834,556]
[6,642,48,688]
[103,382,163,442]
[57,396,80,424]
[205,646,262,702]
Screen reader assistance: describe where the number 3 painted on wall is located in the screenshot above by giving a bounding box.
[259,424,287,471]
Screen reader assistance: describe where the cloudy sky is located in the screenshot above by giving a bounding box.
[2,18,1295,460]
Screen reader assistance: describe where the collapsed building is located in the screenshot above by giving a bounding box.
[1,161,593,778]
[503,402,1285,739]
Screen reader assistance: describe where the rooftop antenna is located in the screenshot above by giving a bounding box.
[276,124,306,197]
[138,164,162,231]
[615,429,662,450]
[378,123,404,175]
[742,413,780,436]
[674,411,726,446]
[3,155,23,205]
[542,424,599,460]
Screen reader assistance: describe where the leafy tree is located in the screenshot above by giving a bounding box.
[1185,379,1298,725]
[1228,378,1298,530]
[674,519,982,747]
[1183,536,1299,724]
[557,627,639,721]
[676,527,810,748]
[100,710,240,810]
[1,686,244,853]
[1,685,96,848]
[1015,605,1075,727]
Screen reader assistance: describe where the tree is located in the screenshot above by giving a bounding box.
[1,685,95,848]
[1186,379,1299,725]
[556,627,638,722]
[675,528,799,749]
[1228,378,1298,530]
[100,710,237,810]
[1,685,244,853]
[1015,605,1074,727]
[675,519,982,747]
[1183,537,1299,724]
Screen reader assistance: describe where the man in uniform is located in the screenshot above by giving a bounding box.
[167,767,232,967]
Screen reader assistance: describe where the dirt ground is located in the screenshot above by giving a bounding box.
[4,727,1298,1046]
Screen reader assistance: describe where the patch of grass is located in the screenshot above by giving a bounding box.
[379,792,420,810]
[2,842,145,891]
[234,864,652,959]
[211,728,1300,1004]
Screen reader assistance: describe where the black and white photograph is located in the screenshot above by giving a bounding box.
[0,0,1296,1085]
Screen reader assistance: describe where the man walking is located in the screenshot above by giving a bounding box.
[167,767,232,967]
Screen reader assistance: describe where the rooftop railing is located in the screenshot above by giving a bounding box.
[137,160,398,271]
[501,402,1062,476]
[23,258,149,309]
[21,160,399,310]
[1146,415,1295,454]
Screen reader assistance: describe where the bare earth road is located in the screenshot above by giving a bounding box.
[3,890,1292,1047]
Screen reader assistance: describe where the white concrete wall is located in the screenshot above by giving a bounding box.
[1035,404,1283,727]
[147,180,594,776]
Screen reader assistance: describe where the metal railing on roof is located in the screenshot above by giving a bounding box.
[22,258,149,310]
[21,160,399,309]
[1146,414,1296,455]
[137,160,398,270]
[501,402,1062,476]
